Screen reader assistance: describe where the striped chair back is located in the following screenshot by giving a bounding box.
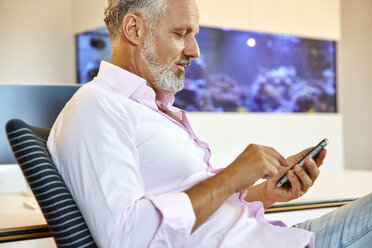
[5,119,97,248]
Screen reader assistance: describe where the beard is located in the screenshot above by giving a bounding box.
[140,33,190,94]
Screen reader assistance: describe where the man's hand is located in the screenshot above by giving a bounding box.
[224,144,289,193]
[264,147,327,204]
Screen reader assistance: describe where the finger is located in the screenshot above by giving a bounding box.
[263,153,284,170]
[262,158,279,179]
[262,146,289,167]
[286,147,313,165]
[304,157,320,181]
[313,148,327,167]
[287,170,304,197]
[299,147,313,157]
[293,164,313,191]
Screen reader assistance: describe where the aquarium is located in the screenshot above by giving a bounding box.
[76,26,336,113]
[76,27,111,84]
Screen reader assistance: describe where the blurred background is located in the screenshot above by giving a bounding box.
[0,0,371,171]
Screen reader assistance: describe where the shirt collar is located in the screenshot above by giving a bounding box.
[96,61,147,98]
[156,92,176,112]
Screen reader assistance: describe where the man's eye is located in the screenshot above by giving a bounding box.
[175,33,186,38]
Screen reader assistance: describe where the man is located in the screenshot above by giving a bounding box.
[47,0,372,247]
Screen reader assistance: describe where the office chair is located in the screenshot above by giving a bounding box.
[5,119,97,248]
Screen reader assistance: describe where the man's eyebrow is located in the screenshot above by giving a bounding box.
[172,26,200,35]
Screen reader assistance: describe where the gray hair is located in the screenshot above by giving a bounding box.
[104,0,167,46]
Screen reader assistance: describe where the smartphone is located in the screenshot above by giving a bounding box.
[275,138,329,188]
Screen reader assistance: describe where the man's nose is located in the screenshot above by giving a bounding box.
[184,36,200,59]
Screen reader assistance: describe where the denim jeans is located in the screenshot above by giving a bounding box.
[298,193,372,248]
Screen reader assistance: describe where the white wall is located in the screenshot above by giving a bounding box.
[338,0,372,170]
[188,113,344,170]
[197,0,341,40]
[0,0,75,84]
[249,0,341,40]
[73,0,107,34]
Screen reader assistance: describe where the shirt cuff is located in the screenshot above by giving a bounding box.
[148,192,196,247]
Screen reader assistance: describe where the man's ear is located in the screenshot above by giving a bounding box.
[121,14,144,45]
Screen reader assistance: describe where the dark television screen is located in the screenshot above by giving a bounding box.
[0,84,80,164]
[76,26,336,113]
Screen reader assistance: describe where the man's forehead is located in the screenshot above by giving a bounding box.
[161,0,199,29]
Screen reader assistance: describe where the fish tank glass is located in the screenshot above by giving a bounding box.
[76,26,336,113]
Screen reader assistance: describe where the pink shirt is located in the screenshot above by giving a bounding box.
[48,61,314,248]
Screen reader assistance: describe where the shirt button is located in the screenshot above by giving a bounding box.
[144,91,149,96]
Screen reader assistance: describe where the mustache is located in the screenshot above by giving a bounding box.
[174,57,191,67]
